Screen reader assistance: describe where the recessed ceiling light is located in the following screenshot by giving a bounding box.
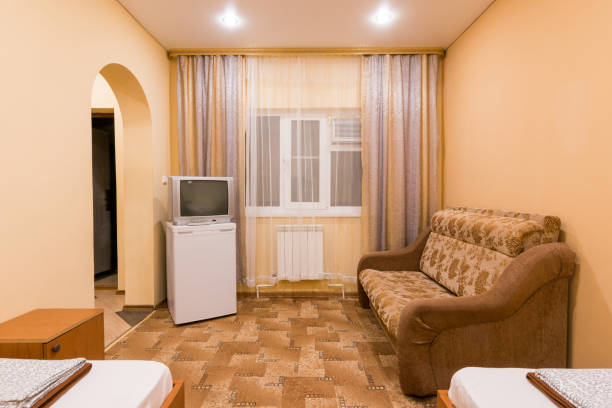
[371,6,395,26]
[219,10,241,28]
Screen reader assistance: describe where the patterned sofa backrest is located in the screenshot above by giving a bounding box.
[448,206,561,243]
[420,208,561,297]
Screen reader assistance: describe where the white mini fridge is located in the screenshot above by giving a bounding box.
[164,222,237,324]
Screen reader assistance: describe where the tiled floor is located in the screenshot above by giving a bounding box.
[94,289,131,347]
[105,297,435,408]
[94,272,118,288]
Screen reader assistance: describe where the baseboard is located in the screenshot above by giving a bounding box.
[155,298,168,309]
[237,290,357,299]
[122,305,155,311]
[123,298,167,311]
[125,293,357,309]
[115,290,125,295]
[94,286,118,291]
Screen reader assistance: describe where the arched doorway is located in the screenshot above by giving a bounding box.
[90,63,155,346]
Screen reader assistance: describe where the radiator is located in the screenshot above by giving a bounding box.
[276,224,324,281]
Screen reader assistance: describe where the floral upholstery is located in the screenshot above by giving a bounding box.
[359,269,455,339]
[419,208,560,296]
[431,209,545,257]
[357,207,570,396]
[449,207,561,243]
[420,232,513,296]
[360,208,564,339]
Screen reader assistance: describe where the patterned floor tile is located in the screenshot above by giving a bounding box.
[105,297,435,408]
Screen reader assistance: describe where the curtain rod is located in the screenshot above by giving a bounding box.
[168,47,445,58]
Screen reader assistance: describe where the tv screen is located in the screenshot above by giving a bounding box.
[180,180,229,217]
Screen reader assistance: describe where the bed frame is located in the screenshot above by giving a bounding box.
[161,380,185,408]
[436,390,455,408]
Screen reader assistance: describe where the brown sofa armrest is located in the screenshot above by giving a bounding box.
[357,228,431,273]
[400,242,575,334]
[357,228,431,307]
[396,242,575,395]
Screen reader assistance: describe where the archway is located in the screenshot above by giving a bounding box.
[90,64,155,344]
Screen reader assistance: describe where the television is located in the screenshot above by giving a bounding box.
[168,176,234,225]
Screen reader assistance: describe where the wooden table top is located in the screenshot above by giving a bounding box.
[0,308,103,343]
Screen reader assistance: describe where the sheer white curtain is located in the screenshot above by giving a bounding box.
[243,56,362,289]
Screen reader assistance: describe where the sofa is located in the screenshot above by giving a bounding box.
[357,207,576,396]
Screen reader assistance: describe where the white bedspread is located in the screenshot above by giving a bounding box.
[448,367,557,408]
[52,360,173,408]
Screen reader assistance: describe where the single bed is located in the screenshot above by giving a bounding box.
[51,360,183,408]
[0,359,184,408]
[437,367,557,408]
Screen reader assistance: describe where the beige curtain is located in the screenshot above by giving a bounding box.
[176,55,245,280]
[361,54,442,252]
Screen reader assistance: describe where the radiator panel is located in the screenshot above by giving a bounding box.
[276,225,324,281]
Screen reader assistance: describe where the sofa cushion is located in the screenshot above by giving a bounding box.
[431,209,545,257]
[359,269,455,340]
[420,232,513,296]
[449,207,561,243]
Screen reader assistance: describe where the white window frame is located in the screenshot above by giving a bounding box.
[282,115,328,211]
[247,112,362,218]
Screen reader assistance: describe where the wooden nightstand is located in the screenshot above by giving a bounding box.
[0,308,104,360]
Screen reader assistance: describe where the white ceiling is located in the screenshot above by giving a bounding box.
[118,0,495,50]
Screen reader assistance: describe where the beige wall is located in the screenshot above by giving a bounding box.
[91,75,119,109]
[0,0,170,321]
[444,0,612,367]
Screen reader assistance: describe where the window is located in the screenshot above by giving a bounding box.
[290,120,320,205]
[254,116,280,207]
[249,112,361,217]
[331,151,362,206]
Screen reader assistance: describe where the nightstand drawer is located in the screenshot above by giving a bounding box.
[0,343,44,359]
[44,313,104,360]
